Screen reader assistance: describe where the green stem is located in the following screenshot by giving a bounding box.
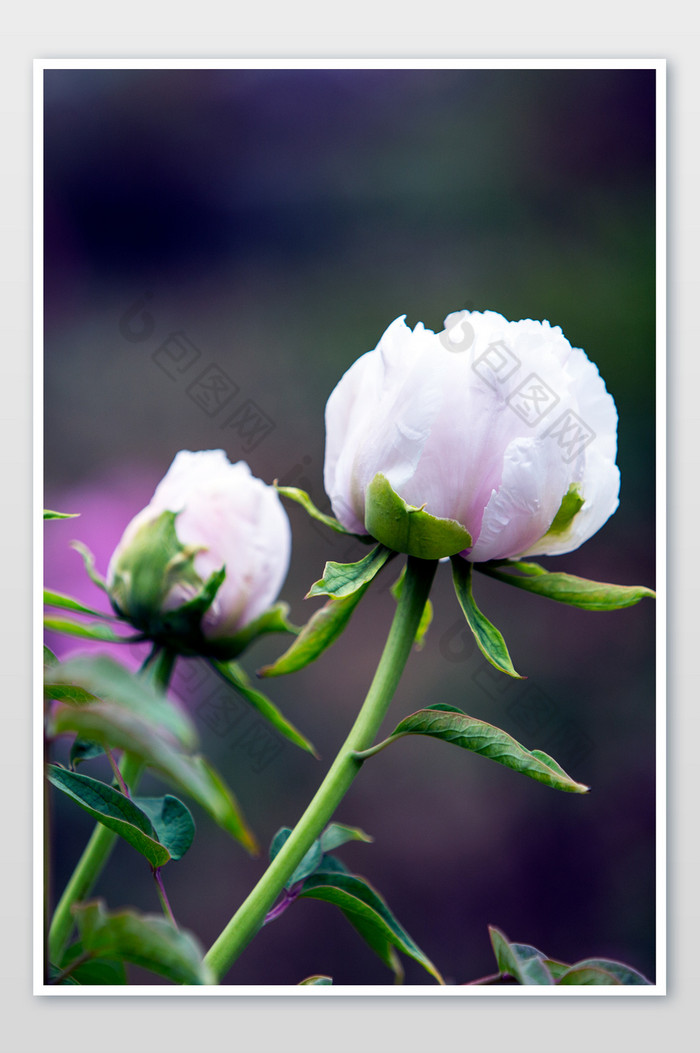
[204,556,438,983]
[47,751,143,964]
[47,646,176,964]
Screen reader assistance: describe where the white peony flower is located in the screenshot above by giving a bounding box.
[323,311,620,562]
[107,450,291,641]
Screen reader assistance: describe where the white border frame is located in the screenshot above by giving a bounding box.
[33,57,666,997]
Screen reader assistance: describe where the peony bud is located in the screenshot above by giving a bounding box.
[323,311,620,562]
[107,450,291,650]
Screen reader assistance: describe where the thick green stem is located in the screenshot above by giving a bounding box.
[47,647,175,964]
[204,556,438,983]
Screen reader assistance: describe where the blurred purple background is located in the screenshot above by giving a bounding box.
[43,66,657,986]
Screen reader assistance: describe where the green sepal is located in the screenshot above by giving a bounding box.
[71,541,108,591]
[71,901,214,985]
[355,703,589,793]
[451,556,522,678]
[44,616,143,644]
[537,483,585,543]
[44,510,79,520]
[211,659,317,756]
[299,870,443,984]
[275,485,367,538]
[364,473,472,559]
[478,559,656,611]
[44,589,115,619]
[213,603,299,661]
[390,567,433,650]
[307,544,394,599]
[258,589,368,678]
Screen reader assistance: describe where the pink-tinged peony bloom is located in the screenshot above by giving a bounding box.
[324,311,620,562]
[107,450,291,641]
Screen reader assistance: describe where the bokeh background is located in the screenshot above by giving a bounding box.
[43,66,657,986]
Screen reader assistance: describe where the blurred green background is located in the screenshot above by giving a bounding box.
[43,66,657,986]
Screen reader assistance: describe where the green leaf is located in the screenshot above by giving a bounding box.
[299,871,443,983]
[478,561,656,611]
[48,699,258,855]
[451,556,522,678]
[557,965,621,985]
[44,588,114,619]
[364,472,472,559]
[45,654,197,749]
[357,704,589,793]
[211,659,316,756]
[275,485,360,536]
[489,928,555,985]
[69,738,105,768]
[258,589,368,678]
[268,827,323,888]
[72,901,214,985]
[44,509,79,519]
[47,765,172,867]
[319,823,373,854]
[298,975,333,985]
[132,795,195,861]
[59,941,127,985]
[308,544,394,599]
[343,911,405,983]
[44,645,59,667]
[44,616,140,643]
[391,568,433,650]
[71,541,108,590]
[562,958,651,985]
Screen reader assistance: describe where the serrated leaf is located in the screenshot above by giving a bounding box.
[298,975,333,985]
[73,901,213,985]
[489,928,554,985]
[563,958,651,985]
[275,485,360,536]
[299,871,443,983]
[132,795,195,861]
[44,616,140,643]
[47,765,172,867]
[258,588,368,678]
[44,510,79,520]
[365,472,472,559]
[211,659,316,756]
[44,589,114,619]
[451,556,521,678]
[308,544,394,600]
[48,700,258,855]
[478,561,655,611]
[357,705,589,793]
